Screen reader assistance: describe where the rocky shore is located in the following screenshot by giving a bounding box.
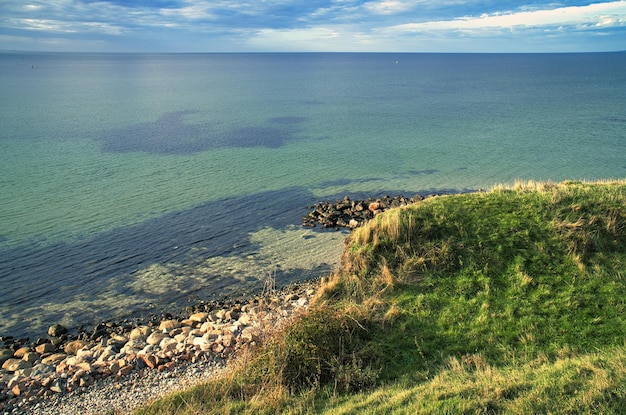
[302,194,426,229]
[0,281,318,414]
[1,193,457,414]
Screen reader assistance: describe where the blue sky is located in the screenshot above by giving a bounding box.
[1,0,625,52]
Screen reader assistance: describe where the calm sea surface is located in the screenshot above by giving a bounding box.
[1,52,625,339]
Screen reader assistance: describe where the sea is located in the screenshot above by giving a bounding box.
[1,52,625,340]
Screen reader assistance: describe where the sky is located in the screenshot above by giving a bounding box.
[1,0,625,53]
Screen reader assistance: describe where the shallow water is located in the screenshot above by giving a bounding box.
[1,52,625,339]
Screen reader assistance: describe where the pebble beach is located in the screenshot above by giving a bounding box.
[0,281,319,414]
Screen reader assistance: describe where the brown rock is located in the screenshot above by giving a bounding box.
[221,334,235,348]
[49,378,66,394]
[35,343,56,355]
[64,340,89,355]
[146,332,169,345]
[79,376,94,388]
[189,312,209,323]
[225,310,240,321]
[75,362,92,372]
[129,326,152,341]
[181,319,197,327]
[71,369,87,384]
[158,319,181,332]
[107,334,128,346]
[41,353,67,366]
[140,354,157,369]
[240,328,259,343]
[118,365,133,376]
[2,358,31,372]
[13,347,30,359]
[238,313,252,326]
[12,383,24,396]
[159,337,178,352]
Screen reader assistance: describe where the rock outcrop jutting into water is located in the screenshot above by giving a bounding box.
[302,194,426,229]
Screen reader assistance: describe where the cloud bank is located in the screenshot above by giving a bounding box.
[1,0,625,52]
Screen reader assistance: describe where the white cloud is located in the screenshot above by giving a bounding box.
[388,1,626,33]
[364,0,414,15]
[11,18,125,35]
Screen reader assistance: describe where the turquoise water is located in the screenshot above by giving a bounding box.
[1,52,625,338]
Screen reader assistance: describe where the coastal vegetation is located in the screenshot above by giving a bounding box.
[136,179,626,414]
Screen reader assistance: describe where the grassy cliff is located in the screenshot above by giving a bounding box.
[137,180,626,414]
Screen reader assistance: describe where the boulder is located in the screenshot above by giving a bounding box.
[64,340,90,355]
[189,312,209,323]
[13,347,30,359]
[22,352,40,365]
[118,364,133,376]
[129,326,152,341]
[159,337,178,352]
[146,332,169,346]
[49,378,67,394]
[140,354,157,369]
[66,355,87,367]
[35,343,56,355]
[42,353,67,366]
[0,348,13,365]
[2,358,31,372]
[48,324,68,337]
[158,319,181,333]
[107,334,128,347]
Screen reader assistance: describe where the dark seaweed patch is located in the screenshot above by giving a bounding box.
[605,116,626,123]
[100,111,306,155]
[270,116,307,125]
[406,169,439,176]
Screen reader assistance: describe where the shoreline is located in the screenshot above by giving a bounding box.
[0,191,457,413]
[0,279,321,414]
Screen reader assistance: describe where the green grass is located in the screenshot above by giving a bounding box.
[135,180,626,415]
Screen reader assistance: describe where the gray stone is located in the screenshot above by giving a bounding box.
[49,378,67,394]
[30,363,55,377]
[107,334,128,347]
[110,360,121,374]
[96,346,118,362]
[22,352,39,364]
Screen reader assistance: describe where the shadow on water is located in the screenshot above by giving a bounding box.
[0,182,473,339]
[99,111,309,154]
[0,187,323,338]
